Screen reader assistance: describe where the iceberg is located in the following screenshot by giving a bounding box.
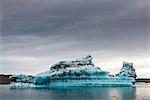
[10,55,137,88]
[117,61,137,78]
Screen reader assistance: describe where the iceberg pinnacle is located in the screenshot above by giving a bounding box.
[117,61,137,78]
[50,55,94,71]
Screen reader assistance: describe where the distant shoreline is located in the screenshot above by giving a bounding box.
[135,78,150,83]
[0,74,150,84]
[0,74,12,84]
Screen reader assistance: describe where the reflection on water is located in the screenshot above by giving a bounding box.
[0,85,150,100]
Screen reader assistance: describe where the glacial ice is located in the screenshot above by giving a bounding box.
[9,74,30,82]
[9,55,137,88]
[117,61,137,78]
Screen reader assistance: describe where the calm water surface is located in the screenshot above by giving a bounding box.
[0,84,150,100]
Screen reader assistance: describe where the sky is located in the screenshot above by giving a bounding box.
[1,0,150,78]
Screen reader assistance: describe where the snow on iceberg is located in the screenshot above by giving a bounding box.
[9,55,137,88]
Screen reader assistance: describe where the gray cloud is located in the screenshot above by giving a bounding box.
[1,0,149,77]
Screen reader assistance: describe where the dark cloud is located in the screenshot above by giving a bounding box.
[1,0,149,76]
[2,0,148,36]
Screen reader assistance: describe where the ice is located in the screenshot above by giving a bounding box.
[50,55,94,70]
[33,55,109,84]
[117,61,137,78]
[9,55,137,88]
[9,74,30,83]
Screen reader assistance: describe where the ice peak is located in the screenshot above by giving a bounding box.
[50,55,94,70]
[123,61,133,68]
[75,54,92,61]
[117,61,137,78]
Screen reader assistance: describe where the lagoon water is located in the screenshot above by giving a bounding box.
[0,84,150,100]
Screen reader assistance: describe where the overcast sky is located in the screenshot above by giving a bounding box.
[1,0,150,77]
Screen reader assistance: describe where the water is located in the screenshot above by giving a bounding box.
[1,84,150,100]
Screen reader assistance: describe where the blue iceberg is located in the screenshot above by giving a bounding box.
[10,55,137,88]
